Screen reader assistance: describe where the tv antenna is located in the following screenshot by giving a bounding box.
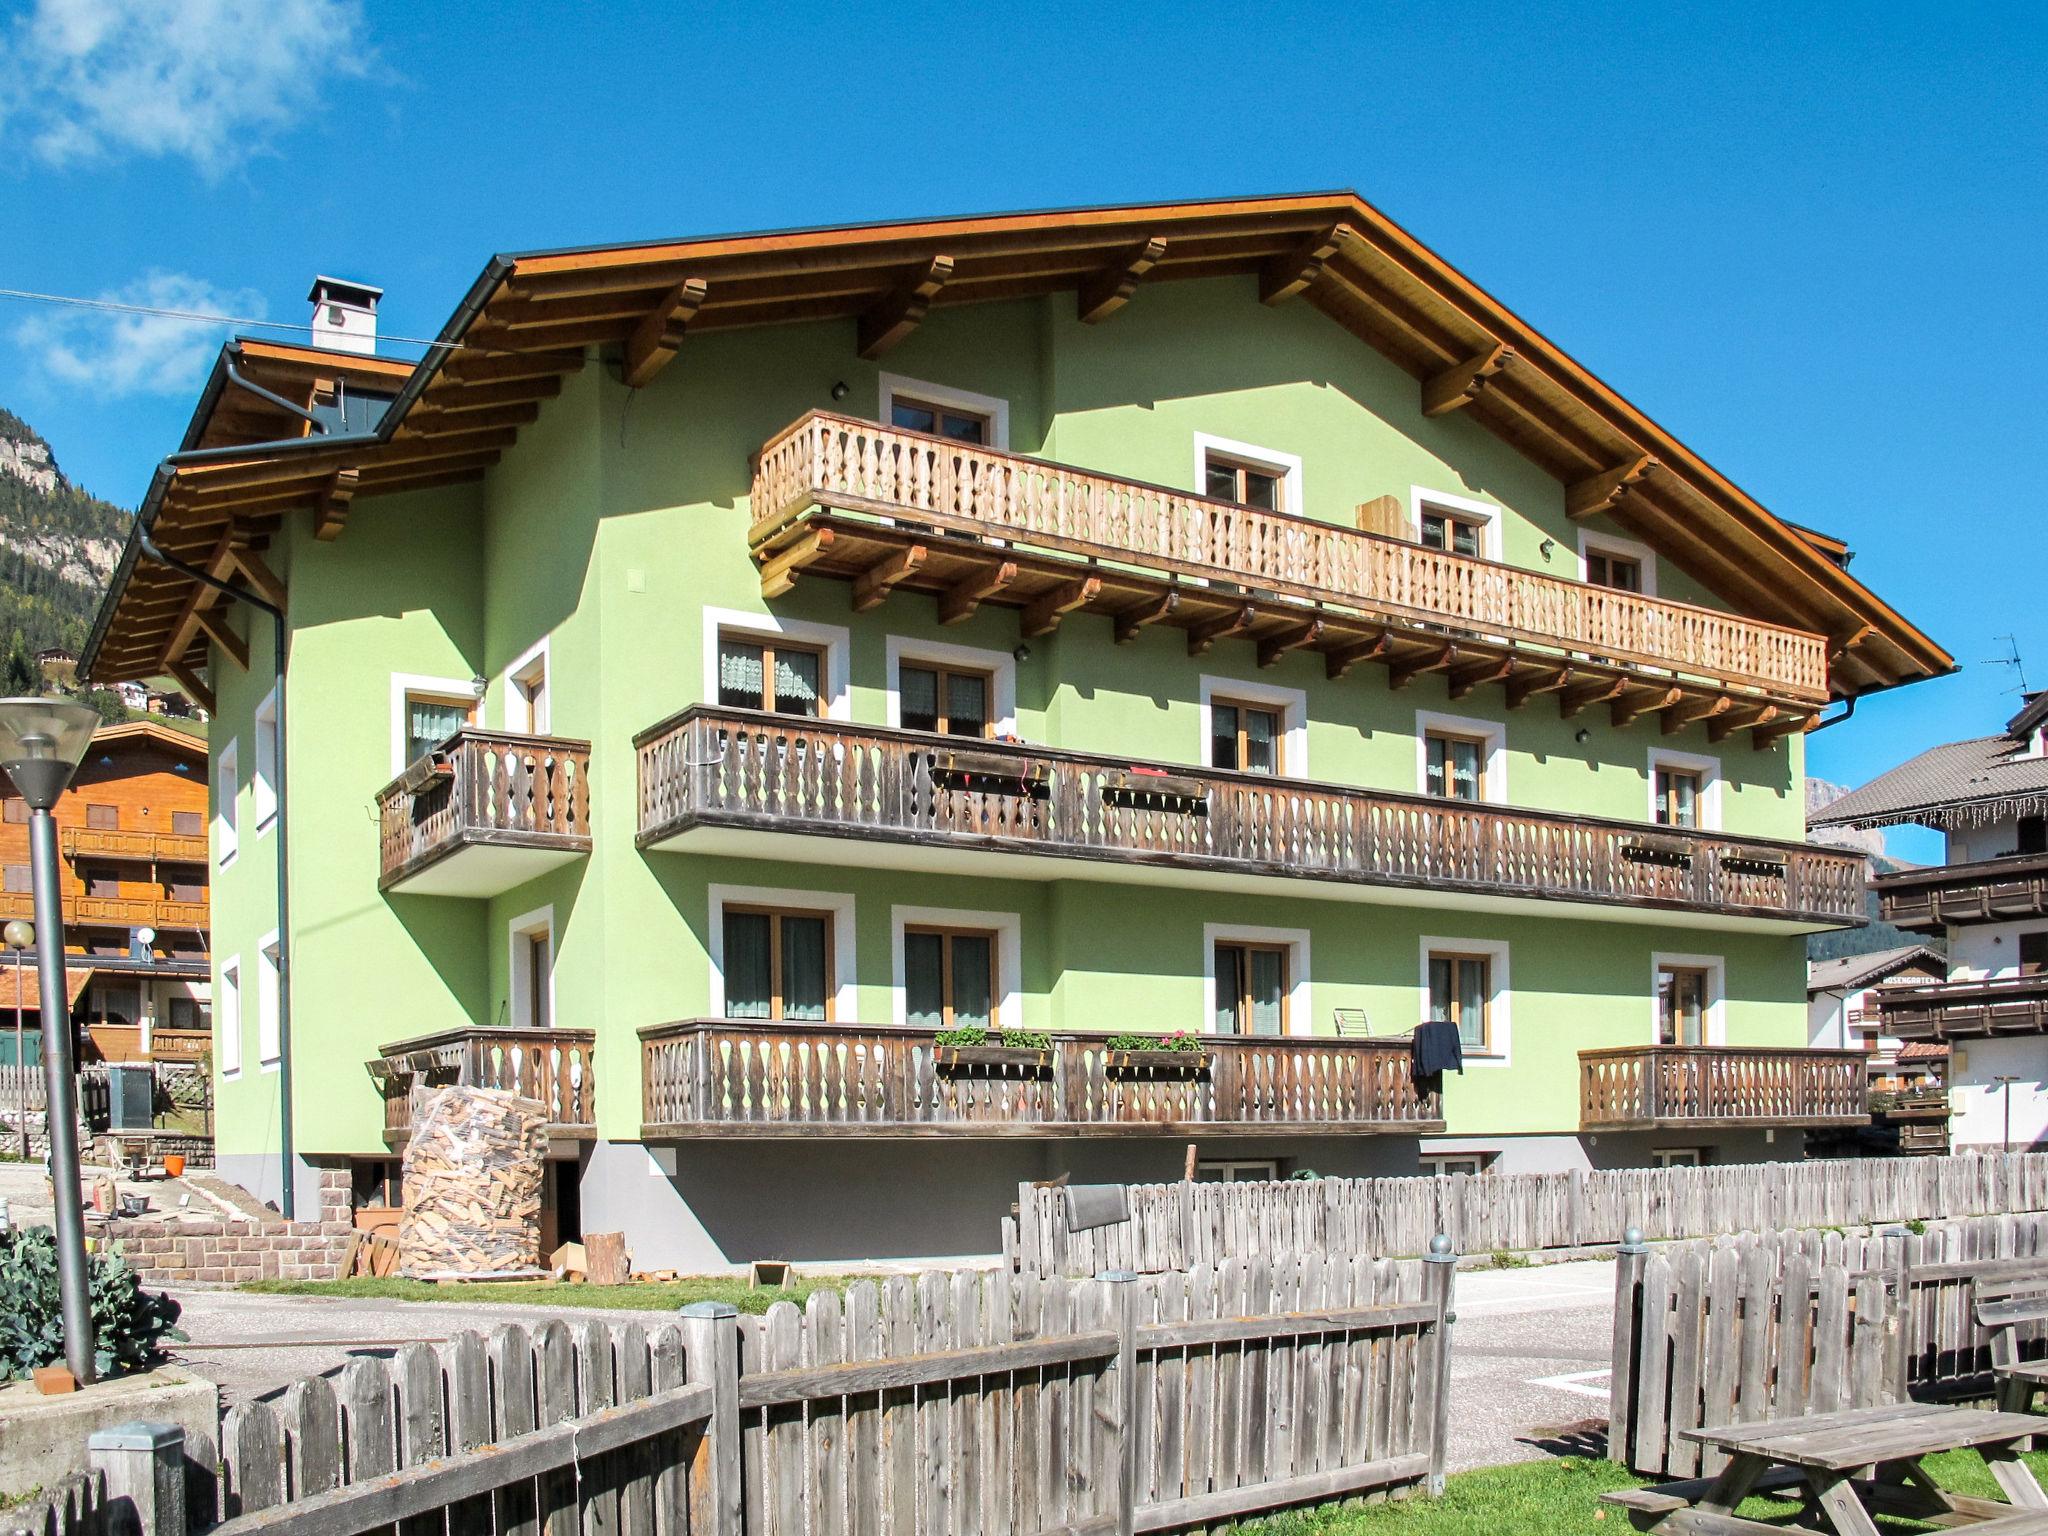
[1983,635,2029,694]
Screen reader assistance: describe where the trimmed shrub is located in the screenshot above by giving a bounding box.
[0,1225,185,1380]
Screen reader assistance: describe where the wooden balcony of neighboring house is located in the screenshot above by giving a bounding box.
[635,708,1868,928]
[0,890,207,929]
[637,1018,1443,1138]
[746,412,1831,741]
[1578,1045,1870,1131]
[60,827,210,865]
[376,728,593,897]
[1875,973,2048,1040]
[1873,853,2048,932]
[370,1026,597,1145]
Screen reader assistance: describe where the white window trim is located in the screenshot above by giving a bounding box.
[508,904,555,1031]
[708,883,856,1019]
[1418,935,1512,1066]
[217,957,242,1079]
[215,736,239,869]
[702,608,851,721]
[1653,951,1727,1047]
[256,930,280,1071]
[1409,486,1504,562]
[879,373,1011,450]
[503,636,551,734]
[1421,1153,1490,1178]
[1647,745,1723,831]
[1198,1159,1281,1182]
[252,684,279,835]
[1194,432,1304,515]
[390,672,480,774]
[890,903,1023,1032]
[885,636,1018,737]
[1203,922,1312,1038]
[1652,1147,1705,1168]
[1416,710,1508,805]
[1579,529,1659,598]
[1200,675,1308,777]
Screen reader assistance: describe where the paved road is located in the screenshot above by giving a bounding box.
[165,1257,1620,1472]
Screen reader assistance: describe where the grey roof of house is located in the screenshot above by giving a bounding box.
[1809,729,2048,830]
[1807,943,1946,997]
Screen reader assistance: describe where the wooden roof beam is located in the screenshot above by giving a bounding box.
[1077,237,1167,324]
[1568,454,1660,521]
[1257,618,1324,669]
[192,609,248,671]
[439,352,586,386]
[1388,641,1458,691]
[1662,694,1731,736]
[758,528,835,599]
[1753,714,1812,751]
[1186,604,1252,658]
[1559,674,1629,718]
[1710,702,1778,745]
[1506,665,1573,710]
[850,545,927,612]
[622,278,709,389]
[857,256,954,360]
[1447,654,1514,701]
[1114,590,1178,645]
[408,377,563,417]
[1422,343,1516,418]
[1611,686,1684,730]
[1021,575,1100,639]
[312,466,360,542]
[938,561,1017,625]
[1325,630,1390,680]
[1259,225,1358,305]
[166,661,214,717]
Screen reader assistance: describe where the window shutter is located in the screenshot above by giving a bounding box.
[1355,495,1408,540]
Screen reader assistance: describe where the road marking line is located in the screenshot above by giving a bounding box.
[1530,1368,1611,1400]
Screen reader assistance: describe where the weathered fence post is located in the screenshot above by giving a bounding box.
[1608,1226,1648,1468]
[1881,1225,1912,1402]
[1422,1234,1457,1496]
[1099,1269,1140,1536]
[1567,1168,1588,1251]
[680,1300,742,1536]
[87,1421,185,1536]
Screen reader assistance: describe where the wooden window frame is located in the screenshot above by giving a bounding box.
[85,803,118,831]
[898,661,996,739]
[1196,1159,1282,1183]
[1417,506,1487,558]
[1211,696,1286,776]
[1423,728,1489,802]
[1427,950,1493,1053]
[1585,548,1645,593]
[401,688,478,762]
[717,632,827,718]
[1421,1153,1489,1178]
[1653,765,1704,829]
[1651,1147,1705,1168]
[1215,939,1290,1036]
[888,392,994,446]
[903,924,999,1031]
[1657,964,1712,1047]
[1202,451,1289,514]
[724,904,838,1022]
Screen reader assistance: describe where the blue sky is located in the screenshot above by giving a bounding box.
[0,0,2040,850]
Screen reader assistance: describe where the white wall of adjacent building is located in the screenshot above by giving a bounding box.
[1950,1035,2048,1151]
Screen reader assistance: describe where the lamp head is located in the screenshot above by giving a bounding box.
[0,698,99,809]
[1,919,30,950]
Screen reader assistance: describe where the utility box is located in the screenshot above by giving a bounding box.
[106,1065,155,1132]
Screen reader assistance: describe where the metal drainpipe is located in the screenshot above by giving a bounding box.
[135,532,299,1220]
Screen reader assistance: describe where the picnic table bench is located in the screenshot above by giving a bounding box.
[1603,1403,2048,1536]
[1976,1271,2048,1414]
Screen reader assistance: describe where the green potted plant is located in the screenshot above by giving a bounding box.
[933,1026,1054,1074]
[1103,1030,1211,1077]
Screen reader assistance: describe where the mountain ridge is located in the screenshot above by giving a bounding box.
[0,404,129,656]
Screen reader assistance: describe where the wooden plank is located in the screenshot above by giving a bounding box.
[740,1329,1119,1407]
[1131,1451,1430,1532]
[441,1331,493,1536]
[762,1303,805,1536]
[844,1283,883,1536]
[1137,1303,1435,1350]
[614,1323,655,1536]
[532,1321,578,1536]
[224,1403,284,1517]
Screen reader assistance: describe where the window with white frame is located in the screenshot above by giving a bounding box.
[508,907,554,1030]
[702,611,849,721]
[1416,711,1505,804]
[1648,748,1719,831]
[1654,953,1724,1046]
[507,640,550,734]
[1204,923,1309,1039]
[1200,677,1306,779]
[256,934,280,1068]
[1651,1147,1705,1168]
[218,959,242,1077]
[1580,531,1658,597]
[215,738,238,867]
[1196,1159,1281,1183]
[892,905,1020,1033]
[1420,936,1511,1061]
[1195,434,1302,515]
[1411,488,1500,561]
[880,375,1010,449]
[252,686,279,832]
[393,676,479,771]
[886,637,1016,739]
[1421,1152,1491,1177]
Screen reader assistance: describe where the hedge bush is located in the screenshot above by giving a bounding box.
[0,1225,185,1380]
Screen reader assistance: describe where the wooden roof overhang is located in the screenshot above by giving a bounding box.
[85,192,1952,703]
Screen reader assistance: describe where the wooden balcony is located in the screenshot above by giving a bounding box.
[1876,974,2048,1040]
[748,412,1828,737]
[0,891,207,929]
[1579,1046,1869,1131]
[1874,854,2048,932]
[62,828,209,864]
[376,729,592,897]
[371,1026,597,1145]
[639,1018,1441,1138]
[635,708,1867,927]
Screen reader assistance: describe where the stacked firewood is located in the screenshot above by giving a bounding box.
[398,1085,550,1279]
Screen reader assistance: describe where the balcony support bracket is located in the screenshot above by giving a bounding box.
[939,560,1018,626]
[1559,674,1629,718]
[851,544,928,612]
[1447,654,1515,701]
[758,528,835,599]
[1388,640,1458,691]
[1752,713,1812,751]
[1506,664,1573,710]
[1258,618,1324,669]
[1710,702,1778,745]
[1612,686,1684,730]
[1187,604,1253,658]
[1663,694,1731,736]
[1020,575,1100,639]
[1114,590,1179,645]
[1326,629,1389,680]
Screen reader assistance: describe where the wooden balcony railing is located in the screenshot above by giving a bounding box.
[636,708,1867,925]
[1579,1046,1869,1130]
[750,411,1830,704]
[639,1018,1441,1137]
[1874,854,2048,931]
[372,1026,597,1143]
[376,729,593,892]
[1876,974,2048,1040]
[61,828,209,864]
[0,891,207,928]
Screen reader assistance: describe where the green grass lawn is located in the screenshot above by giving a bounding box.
[240,1273,856,1315]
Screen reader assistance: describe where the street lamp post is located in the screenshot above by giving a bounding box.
[5,919,31,1158]
[0,698,103,1384]
[1994,1074,2022,1154]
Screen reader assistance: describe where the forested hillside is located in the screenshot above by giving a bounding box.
[0,405,127,655]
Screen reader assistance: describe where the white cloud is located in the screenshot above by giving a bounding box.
[0,0,369,175]
[16,271,267,398]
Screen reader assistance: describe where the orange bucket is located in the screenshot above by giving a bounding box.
[163,1154,186,1178]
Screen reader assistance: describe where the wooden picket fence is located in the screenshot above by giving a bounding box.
[1008,1152,2048,1278]
[1608,1211,2048,1477]
[4,1258,1455,1536]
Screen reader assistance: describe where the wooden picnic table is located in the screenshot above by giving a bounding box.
[1604,1402,2048,1536]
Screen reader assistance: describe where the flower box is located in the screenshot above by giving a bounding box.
[936,1044,1052,1074]
[1107,1048,1212,1078]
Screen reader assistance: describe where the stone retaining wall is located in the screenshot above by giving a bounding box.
[100,1168,354,1285]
